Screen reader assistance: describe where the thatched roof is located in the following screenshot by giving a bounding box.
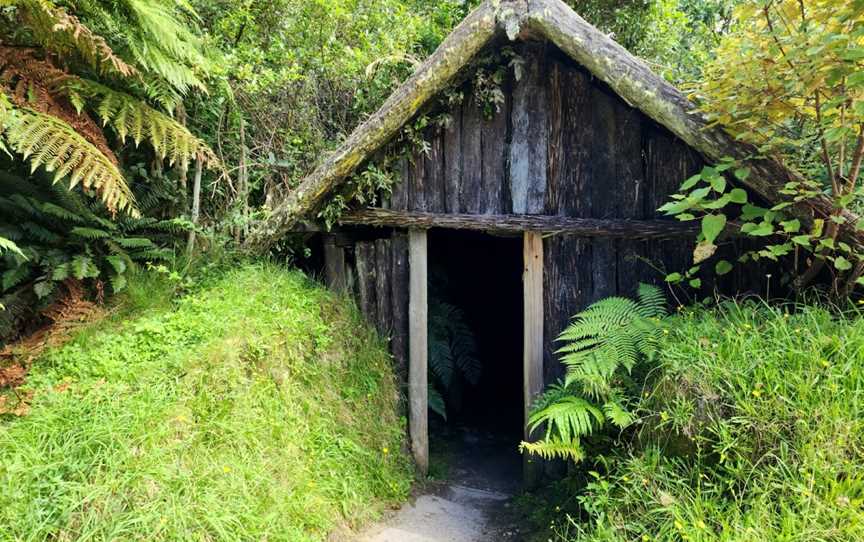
[250,0,853,249]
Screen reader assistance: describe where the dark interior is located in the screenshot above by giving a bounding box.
[427,229,524,483]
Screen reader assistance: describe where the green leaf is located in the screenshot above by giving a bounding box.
[689,278,702,288]
[33,281,54,299]
[710,175,727,193]
[734,168,751,181]
[729,189,748,204]
[679,174,702,191]
[665,273,683,283]
[792,235,812,246]
[835,256,853,271]
[701,214,727,244]
[780,219,801,233]
[715,260,733,275]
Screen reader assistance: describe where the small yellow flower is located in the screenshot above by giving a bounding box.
[382,447,389,455]
[643,535,651,542]
[222,466,232,473]
[674,520,684,530]
[697,520,707,529]
[858,299,864,305]
[821,359,830,368]
[752,389,762,398]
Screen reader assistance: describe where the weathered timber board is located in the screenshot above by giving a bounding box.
[509,42,548,215]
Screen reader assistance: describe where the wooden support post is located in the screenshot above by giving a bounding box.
[523,231,545,487]
[408,229,429,475]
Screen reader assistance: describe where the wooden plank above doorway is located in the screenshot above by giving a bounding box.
[339,208,701,239]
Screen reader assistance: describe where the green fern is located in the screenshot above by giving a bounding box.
[0,173,182,344]
[521,284,668,462]
[2,103,137,215]
[64,79,217,167]
[427,297,481,419]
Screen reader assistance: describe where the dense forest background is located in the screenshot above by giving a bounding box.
[0,0,737,343]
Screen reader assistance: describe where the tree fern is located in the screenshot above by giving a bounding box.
[14,0,138,77]
[65,79,217,168]
[521,284,668,462]
[2,103,137,215]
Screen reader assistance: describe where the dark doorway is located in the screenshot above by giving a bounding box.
[427,229,523,491]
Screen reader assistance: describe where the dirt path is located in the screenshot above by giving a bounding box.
[355,428,527,542]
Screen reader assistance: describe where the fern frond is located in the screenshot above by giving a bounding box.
[16,0,138,78]
[519,439,586,462]
[523,284,669,463]
[527,396,605,444]
[63,79,217,167]
[636,283,668,319]
[428,384,447,420]
[3,105,137,214]
[119,0,208,94]
[70,226,110,239]
[0,237,24,257]
[603,401,635,429]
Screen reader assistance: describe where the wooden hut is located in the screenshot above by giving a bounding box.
[253,0,825,476]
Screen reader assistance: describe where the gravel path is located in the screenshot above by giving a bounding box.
[355,428,527,542]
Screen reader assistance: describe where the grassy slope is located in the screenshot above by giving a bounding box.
[549,301,864,542]
[0,263,412,541]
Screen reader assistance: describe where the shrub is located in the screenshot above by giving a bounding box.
[549,301,864,542]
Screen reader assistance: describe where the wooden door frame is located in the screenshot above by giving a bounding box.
[407,228,543,478]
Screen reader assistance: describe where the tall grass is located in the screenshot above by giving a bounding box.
[549,301,864,542]
[0,263,412,541]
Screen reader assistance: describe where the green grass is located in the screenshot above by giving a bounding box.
[0,263,412,541]
[543,300,864,542]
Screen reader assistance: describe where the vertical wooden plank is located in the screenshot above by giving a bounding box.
[323,235,347,293]
[375,238,393,337]
[589,86,619,300]
[390,157,410,211]
[543,236,592,384]
[355,241,378,327]
[424,133,446,213]
[480,86,509,215]
[408,229,429,475]
[461,97,483,213]
[510,43,548,215]
[443,103,463,214]
[523,231,545,487]
[409,150,427,212]
[391,232,410,392]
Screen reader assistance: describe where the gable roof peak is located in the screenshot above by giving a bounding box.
[250,0,842,252]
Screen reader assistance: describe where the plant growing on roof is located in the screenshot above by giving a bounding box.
[521,284,668,461]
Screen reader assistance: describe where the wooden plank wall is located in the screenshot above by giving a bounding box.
[387,42,705,384]
[347,42,763,389]
[324,233,410,390]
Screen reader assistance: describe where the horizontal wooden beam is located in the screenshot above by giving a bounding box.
[338,208,700,239]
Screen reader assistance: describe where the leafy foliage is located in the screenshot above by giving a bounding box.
[545,301,864,542]
[661,0,864,297]
[0,2,215,215]
[0,173,177,344]
[427,297,481,420]
[521,285,667,462]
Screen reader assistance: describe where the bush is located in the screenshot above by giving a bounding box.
[0,263,412,541]
[549,301,864,542]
